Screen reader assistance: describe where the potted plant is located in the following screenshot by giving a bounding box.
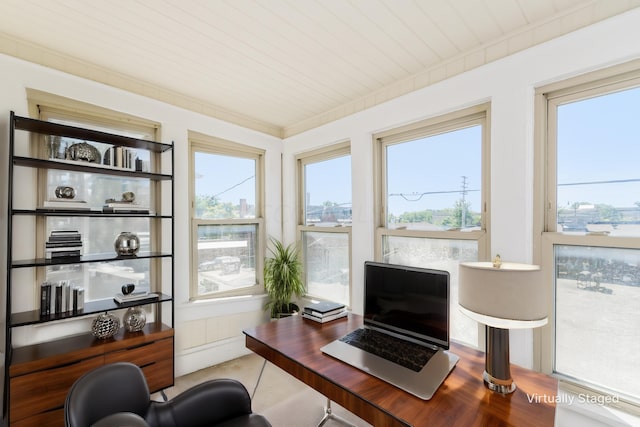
[264,237,305,318]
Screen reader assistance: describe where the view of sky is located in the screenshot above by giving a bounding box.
[557,86,640,209]
[386,126,481,216]
[195,152,256,207]
[196,84,640,218]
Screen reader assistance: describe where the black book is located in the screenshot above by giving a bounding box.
[304,301,346,317]
[54,283,63,314]
[45,241,83,248]
[40,282,51,316]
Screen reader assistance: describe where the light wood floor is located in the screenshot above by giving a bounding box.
[156,353,372,427]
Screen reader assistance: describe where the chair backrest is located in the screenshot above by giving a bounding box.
[64,362,151,427]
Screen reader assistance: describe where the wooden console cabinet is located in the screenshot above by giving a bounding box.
[9,323,173,427]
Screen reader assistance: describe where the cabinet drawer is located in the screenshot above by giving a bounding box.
[10,355,104,424]
[143,358,174,393]
[104,336,174,392]
[11,408,62,427]
[104,336,173,367]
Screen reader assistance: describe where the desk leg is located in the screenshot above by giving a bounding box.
[318,399,356,427]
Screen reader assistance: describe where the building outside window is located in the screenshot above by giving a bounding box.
[297,142,351,306]
[190,133,264,299]
[374,104,490,348]
[537,62,640,406]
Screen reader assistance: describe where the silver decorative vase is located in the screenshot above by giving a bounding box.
[55,186,76,199]
[91,312,120,339]
[66,142,101,163]
[123,307,147,332]
[114,232,140,256]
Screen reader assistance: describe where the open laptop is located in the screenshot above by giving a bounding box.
[321,261,459,400]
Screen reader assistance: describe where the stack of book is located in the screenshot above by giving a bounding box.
[114,291,158,304]
[45,230,83,259]
[102,202,150,214]
[41,199,91,211]
[40,280,84,316]
[302,301,348,323]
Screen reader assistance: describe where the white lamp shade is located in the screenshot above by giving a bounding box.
[458,262,548,326]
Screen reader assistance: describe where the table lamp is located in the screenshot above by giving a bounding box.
[458,258,547,394]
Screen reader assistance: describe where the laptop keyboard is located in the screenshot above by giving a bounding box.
[339,328,436,372]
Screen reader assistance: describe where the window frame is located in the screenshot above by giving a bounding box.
[189,131,265,300]
[535,59,640,411]
[296,141,352,306]
[28,93,163,306]
[373,104,491,349]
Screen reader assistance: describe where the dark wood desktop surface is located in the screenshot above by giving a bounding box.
[244,314,557,427]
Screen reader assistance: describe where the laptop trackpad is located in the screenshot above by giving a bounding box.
[321,340,458,400]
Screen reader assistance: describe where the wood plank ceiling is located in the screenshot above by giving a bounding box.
[0,0,639,137]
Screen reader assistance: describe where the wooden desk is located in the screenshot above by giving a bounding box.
[244,314,557,427]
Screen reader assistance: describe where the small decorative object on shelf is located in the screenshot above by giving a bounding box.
[54,186,76,199]
[91,312,120,339]
[114,231,140,256]
[122,283,136,295]
[123,307,147,332]
[65,141,101,163]
[122,191,135,202]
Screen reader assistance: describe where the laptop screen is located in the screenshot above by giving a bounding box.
[363,261,450,349]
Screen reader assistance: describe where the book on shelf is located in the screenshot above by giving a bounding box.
[103,146,139,170]
[45,241,83,248]
[45,249,82,259]
[73,287,85,312]
[303,301,346,318]
[113,291,158,304]
[301,310,348,323]
[48,230,82,241]
[40,282,51,316]
[45,230,84,258]
[103,202,150,213]
[40,281,82,316]
[102,203,150,214]
[41,200,91,210]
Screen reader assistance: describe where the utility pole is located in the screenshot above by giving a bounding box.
[461,176,468,227]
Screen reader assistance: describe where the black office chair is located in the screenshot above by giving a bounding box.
[64,362,272,427]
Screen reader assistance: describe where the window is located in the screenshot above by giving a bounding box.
[537,62,640,405]
[297,143,351,306]
[29,95,162,305]
[190,132,264,299]
[375,104,490,347]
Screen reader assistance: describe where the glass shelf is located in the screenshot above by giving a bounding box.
[13,156,172,180]
[11,252,172,269]
[13,114,172,153]
[10,293,173,327]
[13,209,172,218]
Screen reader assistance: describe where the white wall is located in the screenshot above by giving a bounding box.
[282,8,640,426]
[0,53,282,377]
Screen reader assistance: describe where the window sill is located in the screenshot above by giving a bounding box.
[556,381,640,426]
[177,293,268,320]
